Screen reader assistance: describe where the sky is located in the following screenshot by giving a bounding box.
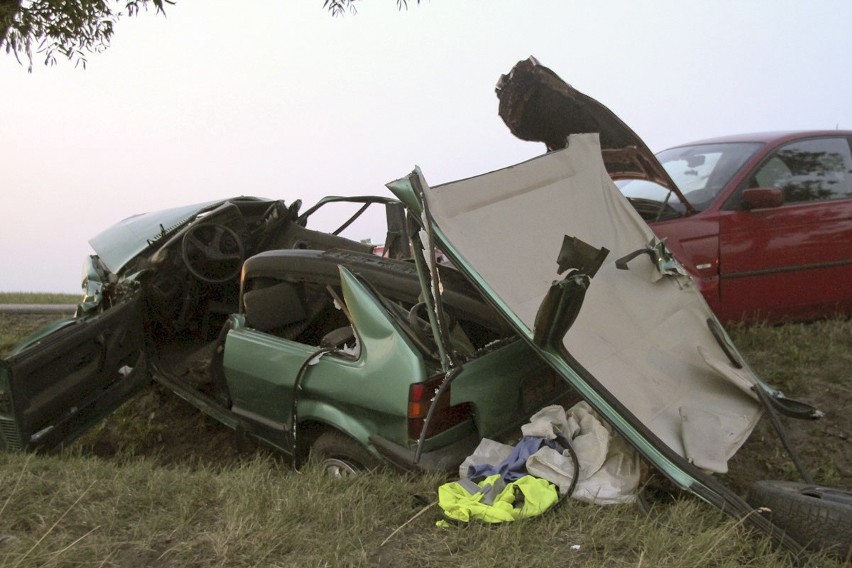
[2,0,851,293]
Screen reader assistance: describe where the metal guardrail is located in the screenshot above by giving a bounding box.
[0,304,77,314]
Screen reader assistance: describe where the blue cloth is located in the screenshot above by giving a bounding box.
[467,436,562,482]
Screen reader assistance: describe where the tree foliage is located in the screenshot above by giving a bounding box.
[0,0,172,70]
[1,0,421,71]
[323,0,418,17]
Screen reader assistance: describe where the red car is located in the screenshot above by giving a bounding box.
[618,131,852,323]
[496,58,852,324]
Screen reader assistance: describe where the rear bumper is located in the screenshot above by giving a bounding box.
[370,431,480,473]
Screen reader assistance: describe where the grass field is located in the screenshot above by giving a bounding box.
[1,306,849,567]
[0,292,80,304]
[0,293,80,354]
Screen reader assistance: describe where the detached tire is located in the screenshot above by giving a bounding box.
[747,480,852,558]
[310,431,382,478]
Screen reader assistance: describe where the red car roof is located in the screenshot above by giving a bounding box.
[667,130,852,148]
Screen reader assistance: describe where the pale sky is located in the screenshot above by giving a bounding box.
[2,0,850,293]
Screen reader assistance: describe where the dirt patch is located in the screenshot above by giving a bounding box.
[74,383,280,469]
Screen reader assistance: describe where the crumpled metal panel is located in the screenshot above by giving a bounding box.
[496,57,694,214]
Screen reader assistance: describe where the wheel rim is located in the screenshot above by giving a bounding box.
[322,458,359,477]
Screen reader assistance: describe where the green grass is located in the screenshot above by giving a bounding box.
[1,313,80,358]
[0,455,828,568]
[0,292,80,304]
[729,318,852,391]
[1,316,850,567]
[0,294,80,355]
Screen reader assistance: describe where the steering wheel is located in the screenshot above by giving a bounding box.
[181,223,245,283]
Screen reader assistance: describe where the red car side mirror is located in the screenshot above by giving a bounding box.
[742,187,784,210]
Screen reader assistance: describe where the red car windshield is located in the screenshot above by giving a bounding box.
[619,142,763,213]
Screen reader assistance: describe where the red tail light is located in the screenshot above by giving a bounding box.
[408,374,472,439]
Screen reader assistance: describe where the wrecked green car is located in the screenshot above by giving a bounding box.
[0,195,573,474]
[0,57,831,557]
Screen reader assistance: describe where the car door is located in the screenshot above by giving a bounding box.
[0,297,147,452]
[718,136,852,322]
[221,263,429,454]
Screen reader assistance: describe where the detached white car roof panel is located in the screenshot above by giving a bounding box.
[420,133,762,473]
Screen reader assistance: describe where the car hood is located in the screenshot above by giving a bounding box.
[496,57,695,214]
[88,197,260,274]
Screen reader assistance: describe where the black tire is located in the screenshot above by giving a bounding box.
[747,480,852,559]
[310,431,382,478]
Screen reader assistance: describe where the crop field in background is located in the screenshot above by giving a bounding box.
[1,294,849,567]
[0,293,79,304]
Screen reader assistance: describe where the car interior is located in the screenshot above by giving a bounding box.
[129,198,515,403]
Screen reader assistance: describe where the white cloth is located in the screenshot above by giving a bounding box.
[524,402,641,505]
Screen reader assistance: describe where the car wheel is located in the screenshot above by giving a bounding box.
[310,431,382,478]
[747,480,852,558]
